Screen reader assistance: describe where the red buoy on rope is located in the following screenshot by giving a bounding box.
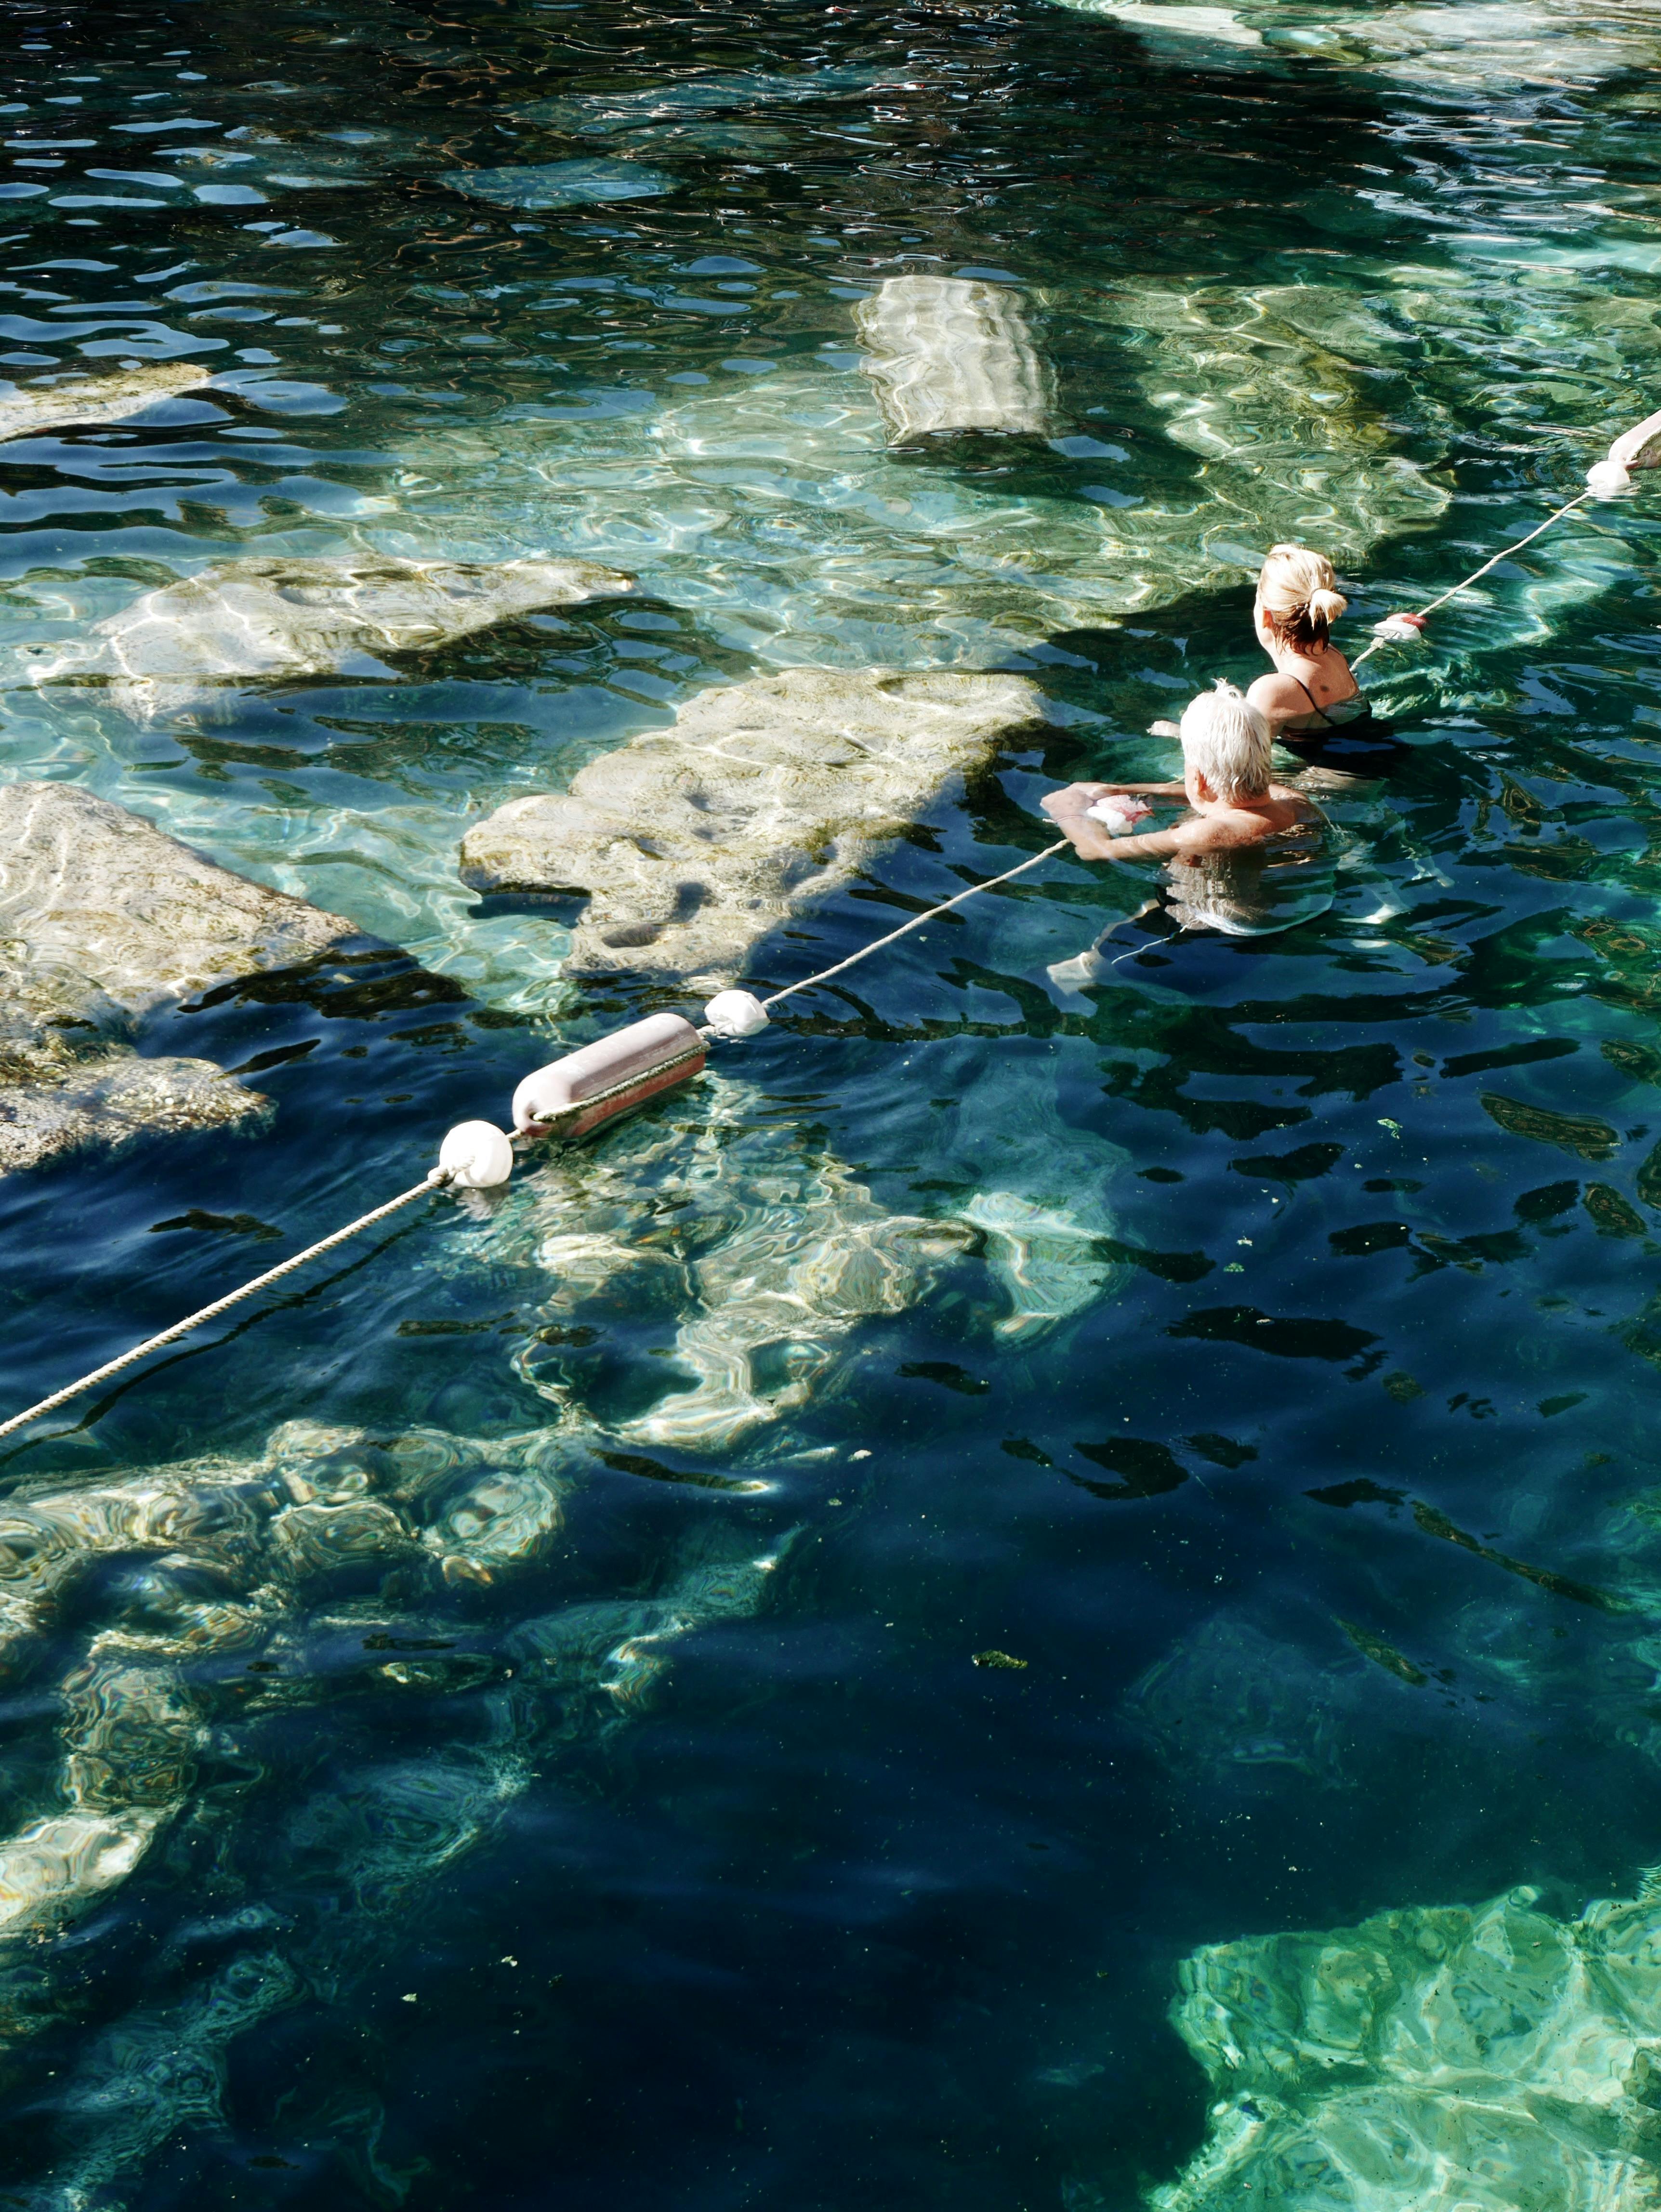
[511,1012,708,1143]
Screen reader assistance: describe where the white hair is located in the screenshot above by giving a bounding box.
[1178,680,1272,803]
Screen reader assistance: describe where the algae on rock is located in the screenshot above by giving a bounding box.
[0,781,356,1175]
[1151,1874,1661,2212]
[459,665,1056,987]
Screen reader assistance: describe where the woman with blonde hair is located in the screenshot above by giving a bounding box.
[1246,542,1374,750]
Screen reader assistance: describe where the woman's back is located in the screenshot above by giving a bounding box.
[1248,543,1367,735]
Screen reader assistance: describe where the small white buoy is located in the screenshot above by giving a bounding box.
[702,989,770,1040]
[438,1120,515,1190]
[1589,405,1661,497]
[1586,458,1634,499]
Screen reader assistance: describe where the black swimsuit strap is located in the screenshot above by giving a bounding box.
[1293,677,1332,727]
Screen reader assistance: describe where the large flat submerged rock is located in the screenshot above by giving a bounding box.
[0,782,356,1175]
[457,665,1057,987]
[0,363,212,445]
[22,554,633,718]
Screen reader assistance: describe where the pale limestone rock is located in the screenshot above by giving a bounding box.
[0,780,355,1174]
[0,362,211,444]
[1150,1877,1661,2212]
[0,1811,166,1940]
[458,665,1055,987]
[0,780,351,1026]
[854,274,1055,442]
[0,1052,270,1178]
[460,1072,976,1452]
[21,553,633,717]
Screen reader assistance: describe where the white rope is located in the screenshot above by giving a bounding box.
[1351,489,1596,670]
[0,1168,451,1446]
[759,839,1072,1011]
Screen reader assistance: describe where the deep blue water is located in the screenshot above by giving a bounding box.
[4,0,1661,2205]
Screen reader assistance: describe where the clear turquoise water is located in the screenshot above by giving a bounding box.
[4,0,1661,2204]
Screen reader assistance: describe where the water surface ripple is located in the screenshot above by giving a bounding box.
[3,0,1661,2205]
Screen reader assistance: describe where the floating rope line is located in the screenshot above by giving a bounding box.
[1351,487,1599,670]
[0,1169,451,1445]
[1,845,1078,1446]
[756,838,1073,1012]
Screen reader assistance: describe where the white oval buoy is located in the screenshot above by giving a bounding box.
[512,1012,706,1141]
[1372,612,1427,643]
[703,989,769,1040]
[438,1120,515,1190]
[1588,405,1661,496]
[1587,458,1634,498]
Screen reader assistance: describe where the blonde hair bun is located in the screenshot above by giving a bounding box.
[1258,544,1348,648]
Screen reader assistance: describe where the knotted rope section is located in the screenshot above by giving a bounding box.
[0,1169,450,1446]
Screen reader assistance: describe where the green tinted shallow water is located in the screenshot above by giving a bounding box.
[4,2,1661,2206]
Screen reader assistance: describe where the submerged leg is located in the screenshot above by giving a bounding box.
[1046,896,1172,992]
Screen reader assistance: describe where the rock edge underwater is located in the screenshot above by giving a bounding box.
[1153,1873,1661,2212]
[0,781,355,1176]
[458,664,1060,988]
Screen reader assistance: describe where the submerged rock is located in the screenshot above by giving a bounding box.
[0,1051,270,1178]
[458,665,1055,986]
[473,1071,974,1450]
[512,65,902,132]
[1124,1614,1354,1786]
[1153,1873,1661,2212]
[23,553,633,718]
[1045,0,1661,92]
[0,780,355,1174]
[0,362,212,443]
[438,158,675,209]
[0,1419,790,2193]
[960,1191,1123,1339]
[854,274,1055,442]
[0,1419,577,1960]
[391,274,1444,677]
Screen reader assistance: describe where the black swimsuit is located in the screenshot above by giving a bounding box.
[1277,678,1403,772]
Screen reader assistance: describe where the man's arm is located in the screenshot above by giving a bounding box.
[1041,785,1188,862]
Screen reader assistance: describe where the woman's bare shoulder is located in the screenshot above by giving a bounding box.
[1247,671,1308,714]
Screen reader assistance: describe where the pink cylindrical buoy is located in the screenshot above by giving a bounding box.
[511,1013,707,1141]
